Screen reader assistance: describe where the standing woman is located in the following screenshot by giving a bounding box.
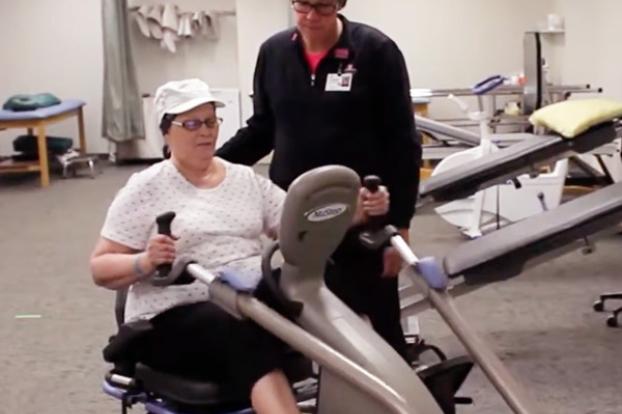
[217,0,420,360]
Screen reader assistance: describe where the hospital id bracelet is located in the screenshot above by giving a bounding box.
[133,253,151,279]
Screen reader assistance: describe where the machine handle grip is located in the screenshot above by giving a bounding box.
[363,175,384,230]
[472,75,506,95]
[363,175,381,193]
[155,212,176,278]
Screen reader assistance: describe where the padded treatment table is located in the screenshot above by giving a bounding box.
[402,180,622,317]
[416,115,481,147]
[420,122,618,203]
[0,100,87,187]
[444,181,622,283]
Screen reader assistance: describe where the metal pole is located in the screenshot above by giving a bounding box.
[392,237,540,414]
[186,264,414,414]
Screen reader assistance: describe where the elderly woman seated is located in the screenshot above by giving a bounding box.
[90,79,390,414]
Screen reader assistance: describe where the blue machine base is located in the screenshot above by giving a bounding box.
[102,381,254,414]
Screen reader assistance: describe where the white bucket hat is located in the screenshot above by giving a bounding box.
[154,79,225,125]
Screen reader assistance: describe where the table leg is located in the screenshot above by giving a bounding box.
[77,107,87,154]
[36,125,50,187]
[413,103,433,174]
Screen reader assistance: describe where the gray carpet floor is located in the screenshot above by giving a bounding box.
[0,164,620,414]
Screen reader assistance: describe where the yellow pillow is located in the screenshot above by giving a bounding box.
[529,98,622,138]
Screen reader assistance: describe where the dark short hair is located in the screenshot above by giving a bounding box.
[338,0,347,8]
[162,144,171,159]
[159,113,177,136]
[159,113,176,159]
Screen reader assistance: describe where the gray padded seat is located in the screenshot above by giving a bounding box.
[134,363,248,408]
[443,181,622,284]
[421,122,617,202]
[107,289,249,409]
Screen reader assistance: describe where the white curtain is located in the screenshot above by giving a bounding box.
[101,0,144,143]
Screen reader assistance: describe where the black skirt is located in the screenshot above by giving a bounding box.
[138,280,288,394]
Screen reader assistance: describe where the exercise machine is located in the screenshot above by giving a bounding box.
[429,76,568,237]
[102,166,538,414]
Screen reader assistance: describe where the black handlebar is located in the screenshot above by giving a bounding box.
[152,212,195,286]
[363,175,381,192]
[155,211,176,279]
[358,175,396,250]
[363,175,384,231]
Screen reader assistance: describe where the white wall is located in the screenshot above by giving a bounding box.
[234,0,289,122]
[2,0,618,158]
[0,0,287,156]
[0,0,105,154]
[127,0,239,94]
[236,0,561,119]
[344,0,554,89]
[342,0,557,118]
[553,0,622,100]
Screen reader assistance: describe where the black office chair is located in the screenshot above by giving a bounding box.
[591,155,622,328]
[593,293,622,327]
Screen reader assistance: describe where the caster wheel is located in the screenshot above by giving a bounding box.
[606,315,618,328]
[593,300,605,312]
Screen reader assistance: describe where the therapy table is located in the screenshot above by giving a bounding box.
[0,100,86,187]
